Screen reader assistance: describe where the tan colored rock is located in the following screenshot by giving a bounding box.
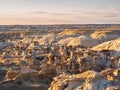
[67,36,99,47]
[5,71,19,80]
[92,38,120,52]
[49,71,111,90]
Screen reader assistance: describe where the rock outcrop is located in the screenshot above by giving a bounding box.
[67,36,99,47]
[92,38,120,56]
[91,31,120,43]
[48,71,112,90]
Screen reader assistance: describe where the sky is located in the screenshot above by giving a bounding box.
[0,0,120,25]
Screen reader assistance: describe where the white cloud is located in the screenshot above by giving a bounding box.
[1,7,120,24]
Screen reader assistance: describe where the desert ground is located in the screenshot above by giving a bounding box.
[0,25,120,90]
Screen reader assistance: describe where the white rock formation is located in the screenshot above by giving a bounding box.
[38,34,56,45]
[92,38,120,51]
[67,36,99,47]
[49,71,111,90]
[91,31,119,42]
[57,37,75,45]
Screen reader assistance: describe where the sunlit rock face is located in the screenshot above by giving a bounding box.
[91,31,120,43]
[48,71,112,90]
[76,71,111,90]
[92,38,120,56]
[38,34,56,45]
[57,37,75,46]
[67,36,99,47]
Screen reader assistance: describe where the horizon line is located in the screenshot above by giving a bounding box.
[0,23,120,26]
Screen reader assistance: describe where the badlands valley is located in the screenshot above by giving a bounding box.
[0,24,120,90]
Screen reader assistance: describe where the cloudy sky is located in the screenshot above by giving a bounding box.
[0,0,120,25]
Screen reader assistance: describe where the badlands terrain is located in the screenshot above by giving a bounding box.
[0,24,120,90]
